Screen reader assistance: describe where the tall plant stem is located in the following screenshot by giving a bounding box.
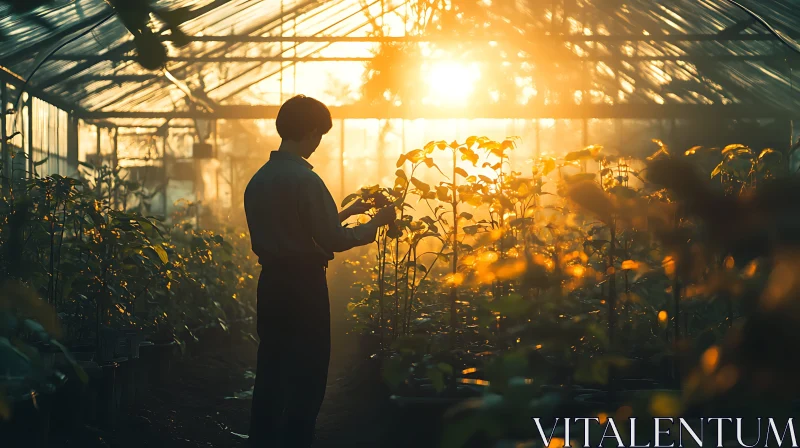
[378,231,388,352]
[48,195,59,305]
[607,216,618,403]
[393,227,402,340]
[672,210,682,387]
[449,147,458,349]
[402,245,416,335]
[54,197,68,307]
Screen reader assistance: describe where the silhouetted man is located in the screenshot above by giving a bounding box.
[244,95,395,447]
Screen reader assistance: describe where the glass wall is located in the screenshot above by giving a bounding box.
[31,97,69,176]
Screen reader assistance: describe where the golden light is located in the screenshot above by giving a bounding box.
[701,346,719,374]
[423,61,481,105]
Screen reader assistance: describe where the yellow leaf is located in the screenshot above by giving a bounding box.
[436,186,451,202]
[410,177,430,193]
[152,245,168,264]
[405,149,425,164]
[621,260,639,270]
[722,143,749,155]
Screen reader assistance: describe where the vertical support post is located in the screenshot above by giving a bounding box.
[28,94,34,176]
[96,125,101,158]
[214,120,220,210]
[279,0,285,104]
[377,120,383,184]
[535,119,540,160]
[293,5,297,96]
[340,118,345,200]
[163,134,169,217]
[19,95,25,174]
[112,127,119,209]
[582,118,589,172]
[66,114,79,173]
[229,155,234,214]
[1,82,8,191]
[401,119,406,154]
[112,127,118,167]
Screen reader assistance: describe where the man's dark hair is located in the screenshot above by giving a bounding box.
[275,95,333,141]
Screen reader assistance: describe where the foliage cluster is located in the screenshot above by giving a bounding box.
[343,135,796,445]
[0,155,258,417]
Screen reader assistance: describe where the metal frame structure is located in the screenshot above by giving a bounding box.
[0,0,797,125]
[1,0,799,204]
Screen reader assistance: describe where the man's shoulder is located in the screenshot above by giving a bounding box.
[250,160,322,188]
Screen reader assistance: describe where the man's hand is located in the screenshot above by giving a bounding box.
[345,199,371,216]
[339,199,372,222]
[372,204,397,227]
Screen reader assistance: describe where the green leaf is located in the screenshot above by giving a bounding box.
[437,362,454,376]
[426,365,445,392]
[382,356,409,388]
[463,225,480,235]
[33,157,49,167]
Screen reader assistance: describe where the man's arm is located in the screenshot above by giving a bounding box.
[304,176,390,253]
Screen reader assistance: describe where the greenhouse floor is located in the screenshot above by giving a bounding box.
[47,322,408,448]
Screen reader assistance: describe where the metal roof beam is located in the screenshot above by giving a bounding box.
[47,54,792,63]
[79,0,327,112]
[1,8,114,66]
[162,33,793,43]
[212,0,400,101]
[0,66,83,114]
[78,104,794,120]
[30,0,237,91]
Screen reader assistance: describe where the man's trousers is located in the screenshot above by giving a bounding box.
[249,260,331,447]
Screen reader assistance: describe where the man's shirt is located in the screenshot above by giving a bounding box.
[244,150,376,266]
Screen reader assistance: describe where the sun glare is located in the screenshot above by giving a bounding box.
[423,61,481,105]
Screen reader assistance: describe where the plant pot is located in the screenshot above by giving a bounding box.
[114,358,131,412]
[75,361,102,427]
[136,341,154,391]
[98,328,119,363]
[50,355,96,436]
[0,382,56,448]
[122,357,139,407]
[96,361,119,429]
[140,340,176,386]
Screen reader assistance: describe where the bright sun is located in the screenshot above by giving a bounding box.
[423,61,481,105]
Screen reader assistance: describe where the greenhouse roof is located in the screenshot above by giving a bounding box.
[0,0,798,128]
